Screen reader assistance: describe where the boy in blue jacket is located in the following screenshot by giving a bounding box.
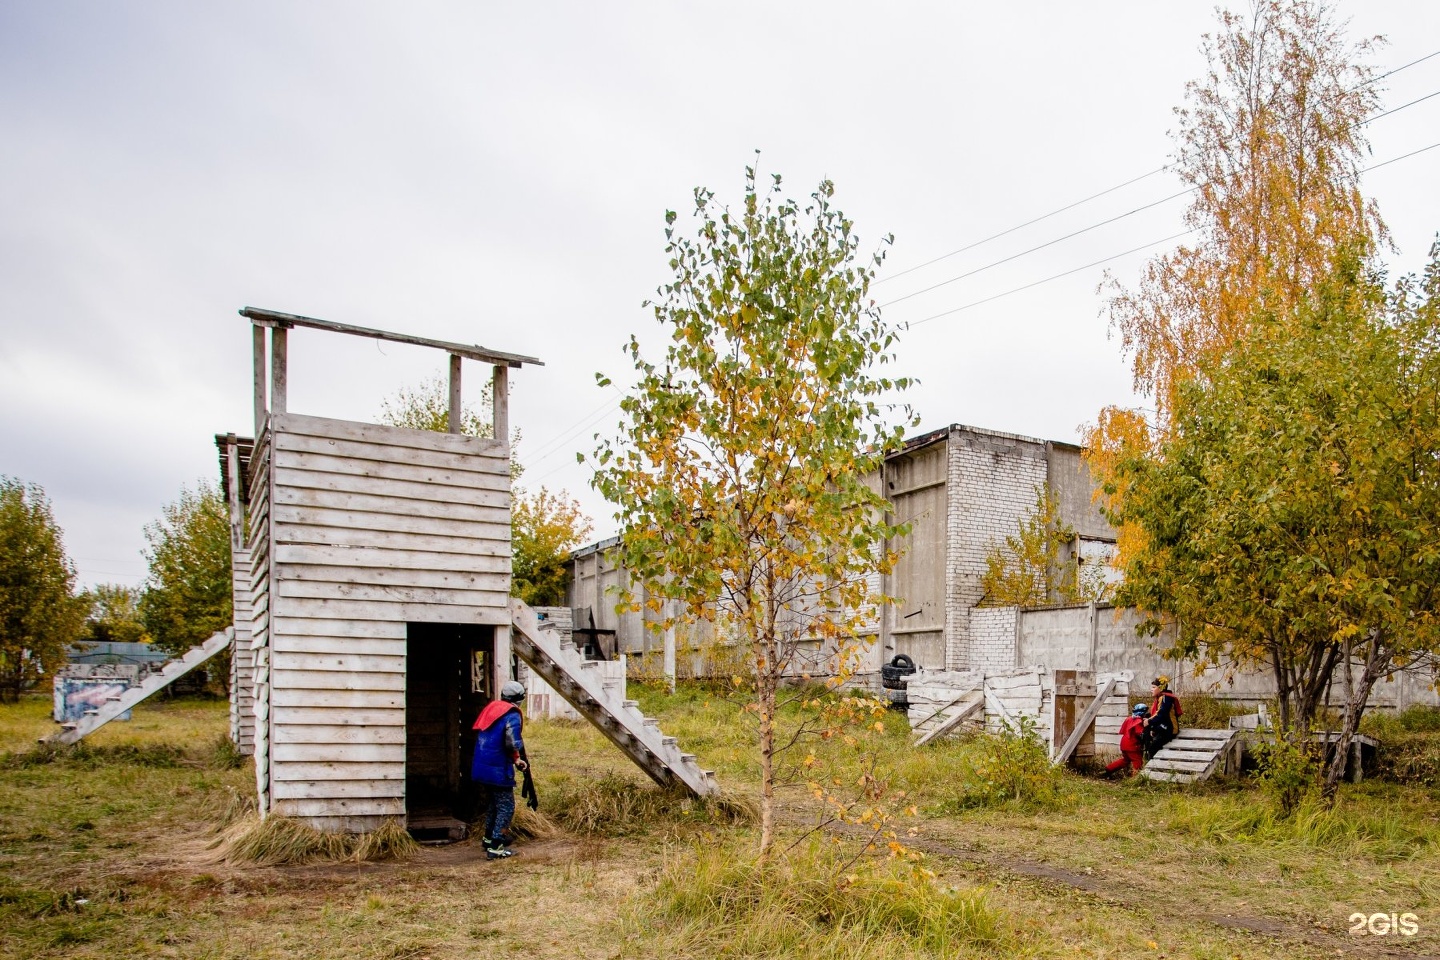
[472,680,528,860]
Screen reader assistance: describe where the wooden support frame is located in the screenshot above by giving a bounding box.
[915,697,983,747]
[253,326,268,439]
[448,354,463,435]
[492,365,509,444]
[270,326,288,416]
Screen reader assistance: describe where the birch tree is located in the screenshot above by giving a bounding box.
[591,164,914,854]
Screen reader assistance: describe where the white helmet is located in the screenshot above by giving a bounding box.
[500,680,526,703]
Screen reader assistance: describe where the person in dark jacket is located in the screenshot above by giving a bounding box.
[1143,675,1183,759]
[472,680,528,860]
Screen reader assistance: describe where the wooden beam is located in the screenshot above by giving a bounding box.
[239,307,542,367]
[253,324,267,437]
[270,326,288,416]
[447,354,463,435]
[492,365,509,444]
[915,697,983,747]
[224,436,244,550]
[1054,676,1118,764]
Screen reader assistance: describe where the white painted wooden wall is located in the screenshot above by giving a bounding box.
[248,413,512,832]
[229,545,255,755]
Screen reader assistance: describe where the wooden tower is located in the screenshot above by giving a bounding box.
[237,308,540,833]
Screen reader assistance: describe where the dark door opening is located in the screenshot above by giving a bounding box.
[405,623,493,840]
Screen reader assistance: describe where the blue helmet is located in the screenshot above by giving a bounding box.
[1132,703,1149,717]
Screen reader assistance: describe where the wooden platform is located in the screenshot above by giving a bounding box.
[1140,728,1241,784]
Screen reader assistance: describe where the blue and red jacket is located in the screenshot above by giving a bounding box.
[471,700,525,787]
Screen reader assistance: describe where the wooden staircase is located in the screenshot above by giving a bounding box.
[47,628,233,746]
[1140,728,1241,783]
[509,599,718,798]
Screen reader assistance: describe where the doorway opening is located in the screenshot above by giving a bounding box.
[405,622,494,841]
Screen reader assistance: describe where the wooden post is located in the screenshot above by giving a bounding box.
[224,436,244,550]
[663,599,677,695]
[252,325,267,438]
[492,365,509,444]
[447,354,463,435]
[493,624,513,693]
[270,326,288,416]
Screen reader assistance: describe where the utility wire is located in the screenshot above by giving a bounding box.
[905,230,1195,328]
[904,136,1440,329]
[878,187,1193,309]
[872,165,1171,286]
[877,48,1440,292]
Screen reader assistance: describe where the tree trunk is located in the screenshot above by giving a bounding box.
[1321,638,1388,800]
[757,661,776,857]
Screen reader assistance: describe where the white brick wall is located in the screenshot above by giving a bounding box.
[969,606,1019,674]
[945,429,1048,669]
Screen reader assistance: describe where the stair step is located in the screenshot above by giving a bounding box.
[661,736,678,747]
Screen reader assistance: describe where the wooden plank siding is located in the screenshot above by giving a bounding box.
[229,550,256,755]
[257,413,512,830]
[247,428,274,815]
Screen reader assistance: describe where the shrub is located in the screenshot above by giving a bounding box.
[942,718,1071,812]
[1253,732,1319,817]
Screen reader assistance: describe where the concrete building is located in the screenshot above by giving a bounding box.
[566,423,1117,679]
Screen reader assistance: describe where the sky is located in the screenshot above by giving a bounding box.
[1,1,1437,591]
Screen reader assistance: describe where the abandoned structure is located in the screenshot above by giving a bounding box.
[49,308,717,834]
[567,423,1118,679]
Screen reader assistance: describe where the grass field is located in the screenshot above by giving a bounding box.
[2,686,1437,959]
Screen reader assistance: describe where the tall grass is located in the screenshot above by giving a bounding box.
[1157,792,1434,861]
[633,839,1006,960]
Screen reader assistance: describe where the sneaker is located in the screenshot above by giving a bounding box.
[485,846,514,860]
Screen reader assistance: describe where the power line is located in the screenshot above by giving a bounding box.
[1366,88,1440,125]
[906,230,1195,328]
[1363,138,1440,172]
[904,136,1440,329]
[876,48,1440,292]
[873,165,1171,287]
[878,188,1193,309]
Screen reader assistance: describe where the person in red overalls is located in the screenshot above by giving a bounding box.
[1105,703,1150,776]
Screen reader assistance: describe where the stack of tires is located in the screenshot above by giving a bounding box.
[880,654,916,709]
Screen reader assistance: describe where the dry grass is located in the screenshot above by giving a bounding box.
[210,815,420,866]
[2,687,1439,959]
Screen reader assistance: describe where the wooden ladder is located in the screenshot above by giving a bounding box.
[1140,728,1241,783]
[47,628,234,746]
[509,599,718,798]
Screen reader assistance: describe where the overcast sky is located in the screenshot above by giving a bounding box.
[2,1,1437,591]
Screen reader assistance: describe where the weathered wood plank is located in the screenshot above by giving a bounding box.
[271,724,406,745]
[271,798,406,818]
[273,523,510,557]
[273,412,508,458]
[275,430,509,477]
[272,743,406,763]
[274,465,510,509]
[280,563,506,593]
[270,668,405,692]
[273,485,508,525]
[272,504,509,542]
[271,779,405,800]
[271,617,407,639]
[275,447,509,491]
[272,761,404,782]
[272,634,407,657]
[272,706,404,726]
[272,651,406,675]
[272,688,404,709]
[277,578,510,607]
[1146,757,1213,773]
[275,596,511,625]
[274,542,511,575]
